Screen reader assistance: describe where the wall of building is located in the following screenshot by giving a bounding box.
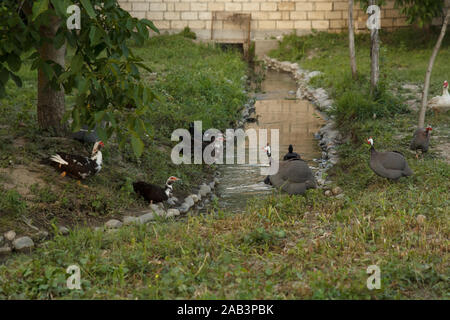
[117,0,449,40]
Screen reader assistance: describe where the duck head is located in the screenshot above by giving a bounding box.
[92,141,104,155]
[165,176,180,197]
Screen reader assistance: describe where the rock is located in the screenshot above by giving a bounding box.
[105,219,122,229]
[198,184,211,197]
[317,178,325,186]
[184,196,195,208]
[0,246,12,256]
[107,229,118,234]
[324,190,333,197]
[307,71,321,79]
[157,202,164,209]
[31,231,49,242]
[94,227,103,232]
[402,84,420,91]
[416,214,426,225]
[138,212,155,224]
[4,230,16,241]
[167,198,177,206]
[13,237,34,252]
[214,177,220,185]
[123,216,138,225]
[0,235,4,246]
[210,194,218,201]
[196,193,202,201]
[59,226,70,235]
[178,203,190,214]
[332,186,343,195]
[189,194,199,203]
[166,209,180,217]
[334,193,345,199]
[209,181,215,189]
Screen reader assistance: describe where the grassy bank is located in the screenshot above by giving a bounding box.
[0,29,449,299]
[0,34,248,235]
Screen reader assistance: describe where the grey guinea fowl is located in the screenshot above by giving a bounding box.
[266,158,316,195]
[410,125,432,158]
[367,138,413,180]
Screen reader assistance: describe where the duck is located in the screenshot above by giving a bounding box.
[428,80,450,112]
[264,158,316,195]
[133,176,180,204]
[283,144,301,160]
[367,138,413,180]
[48,141,104,180]
[410,125,432,158]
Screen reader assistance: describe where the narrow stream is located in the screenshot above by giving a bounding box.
[212,70,326,213]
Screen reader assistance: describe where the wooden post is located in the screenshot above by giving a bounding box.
[369,0,379,95]
[348,0,357,79]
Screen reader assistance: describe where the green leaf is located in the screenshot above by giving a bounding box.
[32,0,49,21]
[10,73,22,88]
[89,26,103,47]
[0,68,9,84]
[131,133,144,158]
[50,0,70,17]
[140,19,159,34]
[80,0,96,19]
[6,54,21,72]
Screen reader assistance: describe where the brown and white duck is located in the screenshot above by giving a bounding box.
[367,138,413,180]
[133,176,180,204]
[48,141,104,181]
[410,125,432,158]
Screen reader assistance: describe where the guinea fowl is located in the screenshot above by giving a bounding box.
[367,138,413,180]
[428,80,450,112]
[264,158,316,195]
[410,125,432,158]
[283,144,301,160]
[133,176,180,204]
[48,141,104,181]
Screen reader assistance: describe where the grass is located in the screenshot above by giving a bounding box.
[0,34,248,234]
[0,28,449,299]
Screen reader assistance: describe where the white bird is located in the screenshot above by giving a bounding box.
[428,80,450,112]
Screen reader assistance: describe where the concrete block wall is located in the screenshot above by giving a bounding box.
[117,0,450,40]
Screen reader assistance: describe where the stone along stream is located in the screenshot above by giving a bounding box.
[209,70,326,213]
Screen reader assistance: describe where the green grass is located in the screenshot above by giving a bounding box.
[0,34,248,234]
[0,29,449,299]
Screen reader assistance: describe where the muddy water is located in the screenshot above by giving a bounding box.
[214,70,325,213]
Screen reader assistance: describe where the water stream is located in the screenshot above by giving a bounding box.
[212,70,326,213]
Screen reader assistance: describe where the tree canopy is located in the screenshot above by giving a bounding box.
[0,0,159,157]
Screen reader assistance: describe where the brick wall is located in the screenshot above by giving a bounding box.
[117,0,450,40]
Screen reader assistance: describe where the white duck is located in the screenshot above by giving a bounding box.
[428,80,450,112]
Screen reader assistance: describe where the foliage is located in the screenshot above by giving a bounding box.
[332,75,408,128]
[395,0,445,27]
[0,0,159,157]
[178,27,196,40]
[0,34,248,235]
[268,32,308,62]
[357,0,446,27]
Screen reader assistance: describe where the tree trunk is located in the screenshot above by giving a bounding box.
[418,10,450,128]
[37,14,66,135]
[348,0,357,79]
[369,0,379,94]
